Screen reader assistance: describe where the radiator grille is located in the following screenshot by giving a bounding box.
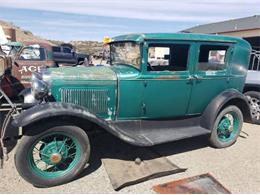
[60,88,109,114]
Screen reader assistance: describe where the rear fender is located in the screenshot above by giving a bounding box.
[201,89,251,130]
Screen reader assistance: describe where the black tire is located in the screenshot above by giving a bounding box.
[244,91,260,125]
[209,105,243,148]
[15,124,90,187]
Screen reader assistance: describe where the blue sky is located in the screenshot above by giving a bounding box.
[0,0,259,41]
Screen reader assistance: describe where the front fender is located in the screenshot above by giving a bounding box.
[11,102,139,146]
[201,89,251,130]
[12,102,106,128]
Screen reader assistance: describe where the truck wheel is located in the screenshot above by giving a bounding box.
[244,91,260,125]
[15,125,90,187]
[209,106,243,148]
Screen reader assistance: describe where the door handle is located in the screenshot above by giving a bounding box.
[187,75,194,80]
[186,75,194,84]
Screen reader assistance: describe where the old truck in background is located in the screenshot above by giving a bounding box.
[0,42,89,99]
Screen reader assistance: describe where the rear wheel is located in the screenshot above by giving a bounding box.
[15,125,90,187]
[244,91,260,125]
[210,106,243,148]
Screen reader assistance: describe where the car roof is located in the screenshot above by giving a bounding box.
[111,33,246,44]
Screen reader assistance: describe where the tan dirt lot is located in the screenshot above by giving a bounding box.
[0,122,259,194]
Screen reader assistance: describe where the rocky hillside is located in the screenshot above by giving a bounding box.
[0,20,52,44]
[0,20,103,55]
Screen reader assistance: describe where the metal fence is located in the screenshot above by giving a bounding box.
[249,50,260,71]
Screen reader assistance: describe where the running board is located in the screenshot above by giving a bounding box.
[108,116,211,146]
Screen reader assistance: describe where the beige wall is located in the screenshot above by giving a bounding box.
[217,28,260,38]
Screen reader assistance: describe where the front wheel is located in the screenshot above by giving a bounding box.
[209,106,243,148]
[15,125,90,187]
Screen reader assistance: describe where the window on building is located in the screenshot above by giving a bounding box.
[198,45,229,71]
[147,43,190,71]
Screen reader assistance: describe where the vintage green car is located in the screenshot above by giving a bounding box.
[2,33,252,187]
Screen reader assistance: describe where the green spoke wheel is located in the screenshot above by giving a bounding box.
[28,132,81,179]
[210,106,243,148]
[15,124,90,187]
[217,112,239,142]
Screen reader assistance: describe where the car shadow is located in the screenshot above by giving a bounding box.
[76,131,209,180]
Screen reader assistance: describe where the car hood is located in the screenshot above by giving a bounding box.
[48,66,117,81]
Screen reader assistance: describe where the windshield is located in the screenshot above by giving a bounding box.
[110,42,140,68]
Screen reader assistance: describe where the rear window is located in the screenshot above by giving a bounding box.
[198,45,229,71]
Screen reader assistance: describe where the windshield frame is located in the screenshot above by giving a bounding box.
[109,41,141,69]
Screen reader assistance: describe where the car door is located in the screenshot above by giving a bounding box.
[141,41,193,119]
[187,43,233,114]
[12,46,47,88]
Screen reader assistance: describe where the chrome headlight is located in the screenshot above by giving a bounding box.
[32,72,49,100]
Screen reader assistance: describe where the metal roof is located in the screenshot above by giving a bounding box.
[182,15,260,34]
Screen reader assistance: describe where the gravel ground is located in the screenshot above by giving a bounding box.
[0,122,259,194]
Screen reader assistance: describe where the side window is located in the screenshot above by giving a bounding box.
[18,47,46,61]
[198,45,229,71]
[148,44,190,71]
[52,47,61,52]
[63,47,72,53]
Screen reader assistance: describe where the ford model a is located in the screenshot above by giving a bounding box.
[0,33,252,187]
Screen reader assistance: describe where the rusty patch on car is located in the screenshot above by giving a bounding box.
[156,75,181,80]
[49,66,117,81]
[153,173,231,194]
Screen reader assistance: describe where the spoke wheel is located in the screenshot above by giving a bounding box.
[29,132,81,179]
[210,106,243,148]
[15,124,90,187]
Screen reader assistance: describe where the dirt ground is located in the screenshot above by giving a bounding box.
[0,122,259,194]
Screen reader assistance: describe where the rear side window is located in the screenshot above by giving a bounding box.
[198,45,229,71]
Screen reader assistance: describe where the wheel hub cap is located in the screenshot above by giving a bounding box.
[50,153,62,164]
[40,141,68,165]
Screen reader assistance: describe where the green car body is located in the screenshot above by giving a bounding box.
[49,33,250,120]
[4,33,253,187]
[13,33,252,146]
